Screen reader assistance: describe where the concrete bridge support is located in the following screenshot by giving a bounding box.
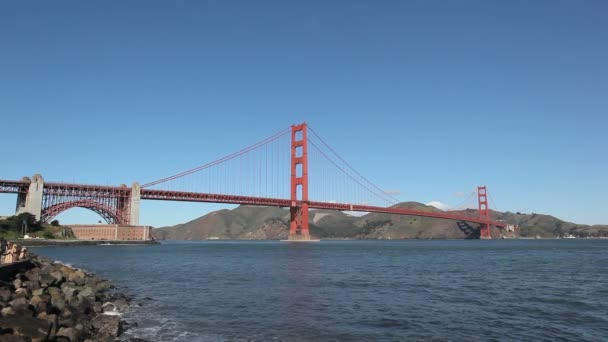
[15,174,44,221]
[130,182,141,225]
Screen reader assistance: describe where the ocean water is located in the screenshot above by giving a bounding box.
[33,240,608,341]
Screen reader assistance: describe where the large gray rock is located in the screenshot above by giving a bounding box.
[68,269,87,283]
[112,299,129,312]
[96,281,112,292]
[22,280,40,290]
[24,268,41,283]
[79,286,95,299]
[47,287,61,297]
[1,306,15,316]
[73,275,87,286]
[50,296,67,311]
[32,288,46,297]
[29,295,49,313]
[48,270,64,286]
[0,335,27,342]
[42,313,59,340]
[91,315,123,338]
[8,297,28,307]
[0,288,12,302]
[13,288,29,298]
[39,273,57,287]
[61,282,78,301]
[0,316,51,341]
[57,327,81,341]
[70,295,92,315]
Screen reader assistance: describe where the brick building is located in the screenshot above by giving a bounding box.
[68,225,153,241]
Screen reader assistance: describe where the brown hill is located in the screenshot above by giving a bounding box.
[152,204,608,240]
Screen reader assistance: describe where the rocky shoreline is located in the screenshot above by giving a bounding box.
[0,252,144,341]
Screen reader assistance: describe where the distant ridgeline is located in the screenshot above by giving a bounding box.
[0,214,74,240]
[153,203,608,240]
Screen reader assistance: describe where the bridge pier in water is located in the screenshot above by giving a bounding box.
[288,123,312,241]
[478,186,492,239]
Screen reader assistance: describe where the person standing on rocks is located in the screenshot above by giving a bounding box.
[0,237,7,264]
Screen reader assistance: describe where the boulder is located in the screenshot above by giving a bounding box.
[24,268,41,283]
[0,316,51,341]
[68,269,87,282]
[47,286,60,295]
[74,322,92,340]
[22,280,40,290]
[14,288,29,298]
[59,265,75,277]
[91,315,123,338]
[0,288,12,302]
[32,288,46,297]
[59,306,82,328]
[61,283,78,301]
[96,281,112,292]
[29,295,47,313]
[12,279,22,289]
[102,302,116,313]
[8,297,28,307]
[1,306,15,316]
[79,286,95,299]
[0,335,28,342]
[112,299,129,312]
[57,327,80,342]
[48,270,65,286]
[73,275,87,287]
[50,296,67,311]
[70,295,92,315]
[39,274,57,287]
[43,313,59,340]
[11,304,35,317]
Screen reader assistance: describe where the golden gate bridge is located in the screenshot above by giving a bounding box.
[0,123,506,240]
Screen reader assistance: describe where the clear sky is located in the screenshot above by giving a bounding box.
[1,1,606,226]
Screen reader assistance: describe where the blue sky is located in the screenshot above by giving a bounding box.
[0,1,606,226]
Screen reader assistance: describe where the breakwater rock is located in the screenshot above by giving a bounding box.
[0,253,143,341]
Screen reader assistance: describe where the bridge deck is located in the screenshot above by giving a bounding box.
[140,189,506,228]
[0,180,506,228]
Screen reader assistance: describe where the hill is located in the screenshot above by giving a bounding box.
[152,203,608,240]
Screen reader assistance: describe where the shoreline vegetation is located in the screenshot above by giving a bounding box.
[0,214,75,241]
[0,244,145,341]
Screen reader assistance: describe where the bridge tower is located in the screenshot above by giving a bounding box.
[15,174,44,221]
[289,123,311,241]
[478,186,492,239]
[130,182,141,225]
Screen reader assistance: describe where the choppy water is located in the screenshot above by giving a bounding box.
[34,240,608,341]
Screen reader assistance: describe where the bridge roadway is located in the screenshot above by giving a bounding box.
[1,179,507,228]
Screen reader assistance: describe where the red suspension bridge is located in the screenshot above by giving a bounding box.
[0,123,506,240]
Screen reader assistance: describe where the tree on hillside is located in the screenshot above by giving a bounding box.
[0,213,43,234]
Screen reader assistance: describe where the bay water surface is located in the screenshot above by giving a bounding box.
[33,240,608,341]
